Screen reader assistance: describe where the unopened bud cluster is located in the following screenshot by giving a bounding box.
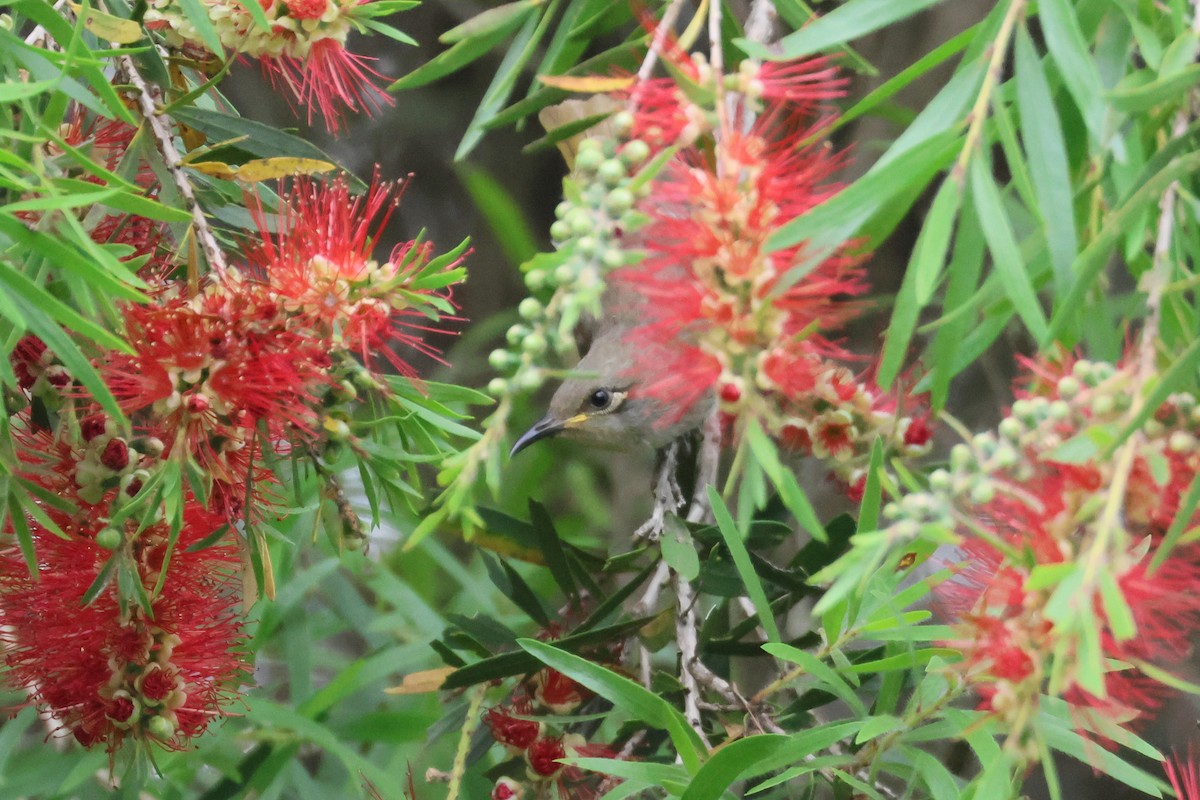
[487,119,652,398]
[146,0,353,60]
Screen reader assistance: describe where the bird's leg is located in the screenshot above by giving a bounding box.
[633,440,685,541]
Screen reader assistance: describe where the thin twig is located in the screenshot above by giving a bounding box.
[949,0,1028,186]
[636,0,688,81]
[115,55,231,280]
[672,572,710,745]
[743,0,778,46]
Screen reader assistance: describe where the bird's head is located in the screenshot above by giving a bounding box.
[510,329,669,455]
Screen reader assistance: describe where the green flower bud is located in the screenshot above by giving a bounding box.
[146,715,176,741]
[554,264,576,285]
[612,111,634,135]
[524,269,547,290]
[550,220,572,242]
[554,201,572,219]
[488,349,513,371]
[487,377,508,397]
[929,469,952,492]
[1090,394,1114,416]
[506,324,529,345]
[601,248,624,269]
[606,187,634,214]
[1056,376,1081,399]
[568,209,594,236]
[950,443,972,471]
[576,236,597,256]
[522,333,547,355]
[518,297,542,320]
[998,417,1023,441]
[575,145,603,173]
[621,139,650,165]
[95,527,122,550]
[969,481,995,505]
[597,159,626,185]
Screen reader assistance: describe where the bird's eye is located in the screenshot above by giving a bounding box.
[589,389,611,409]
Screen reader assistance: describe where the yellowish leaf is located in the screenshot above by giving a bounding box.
[537,74,635,93]
[70,3,143,43]
[189,158,337,182]
[384,667,457,695]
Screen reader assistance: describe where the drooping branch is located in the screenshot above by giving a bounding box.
[115,55,231,280]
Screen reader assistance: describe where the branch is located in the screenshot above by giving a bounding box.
[636,0,688,81]
[115,55,231,280]
[949,0,1028,186]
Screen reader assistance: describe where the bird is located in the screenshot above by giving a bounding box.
[509,97,714,458]
[509,284,713,457]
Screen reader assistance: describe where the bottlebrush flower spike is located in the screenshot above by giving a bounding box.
[885,354,1200,746]
[105,280,330,470]
[605,56,929,486]
[0,486,246,751]
[143,0,393,132]
[245,172,465,378]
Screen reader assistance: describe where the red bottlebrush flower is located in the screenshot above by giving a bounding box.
[491,778,524,800]
[245,172,464,378]
[284,0,329,19]
[105,281,329,462]
[262,38,394,134]
[485,698,540,751]
[144,0,394,135]
[80,414,109,442]
[0,493,246,751]
[749,58,848,108]
[527,737,566,779]
[99,437,130,471]
[531,668,591,714]
[1167,748,1200,800]
[11,336,50,390]
[902,414,934,448]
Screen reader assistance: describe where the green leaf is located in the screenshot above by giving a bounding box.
[709,488,780,642]
[1049,151,1200,341]
[737,0,946,60]
[528,499,578,601]
[678,734,788,800]
[174,0,225,55]
[1036,710,1163,795]
[661,513,700,582]
[1015,26,1077,295]
[389,6,533,91]
[1150,469,1200,572]
[762,642,867,717]
[1037,0,1106,144]
[968,157,1048,342]
[878,177,960,389]
[0,261,129,353]
[1108,63,1200,113]
[1097,571,1136,642]
[766,130,960,259]
[440,616,653,689]
[440,0,540,43]
[458,165,538,267]
[744,420,825,541]
[171,107,341,161]
[518,638,707,773]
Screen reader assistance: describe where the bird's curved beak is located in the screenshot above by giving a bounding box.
[510,414,566,457]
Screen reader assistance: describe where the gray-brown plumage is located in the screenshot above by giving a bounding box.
[510,98,712,456]
[510,283,712,455]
